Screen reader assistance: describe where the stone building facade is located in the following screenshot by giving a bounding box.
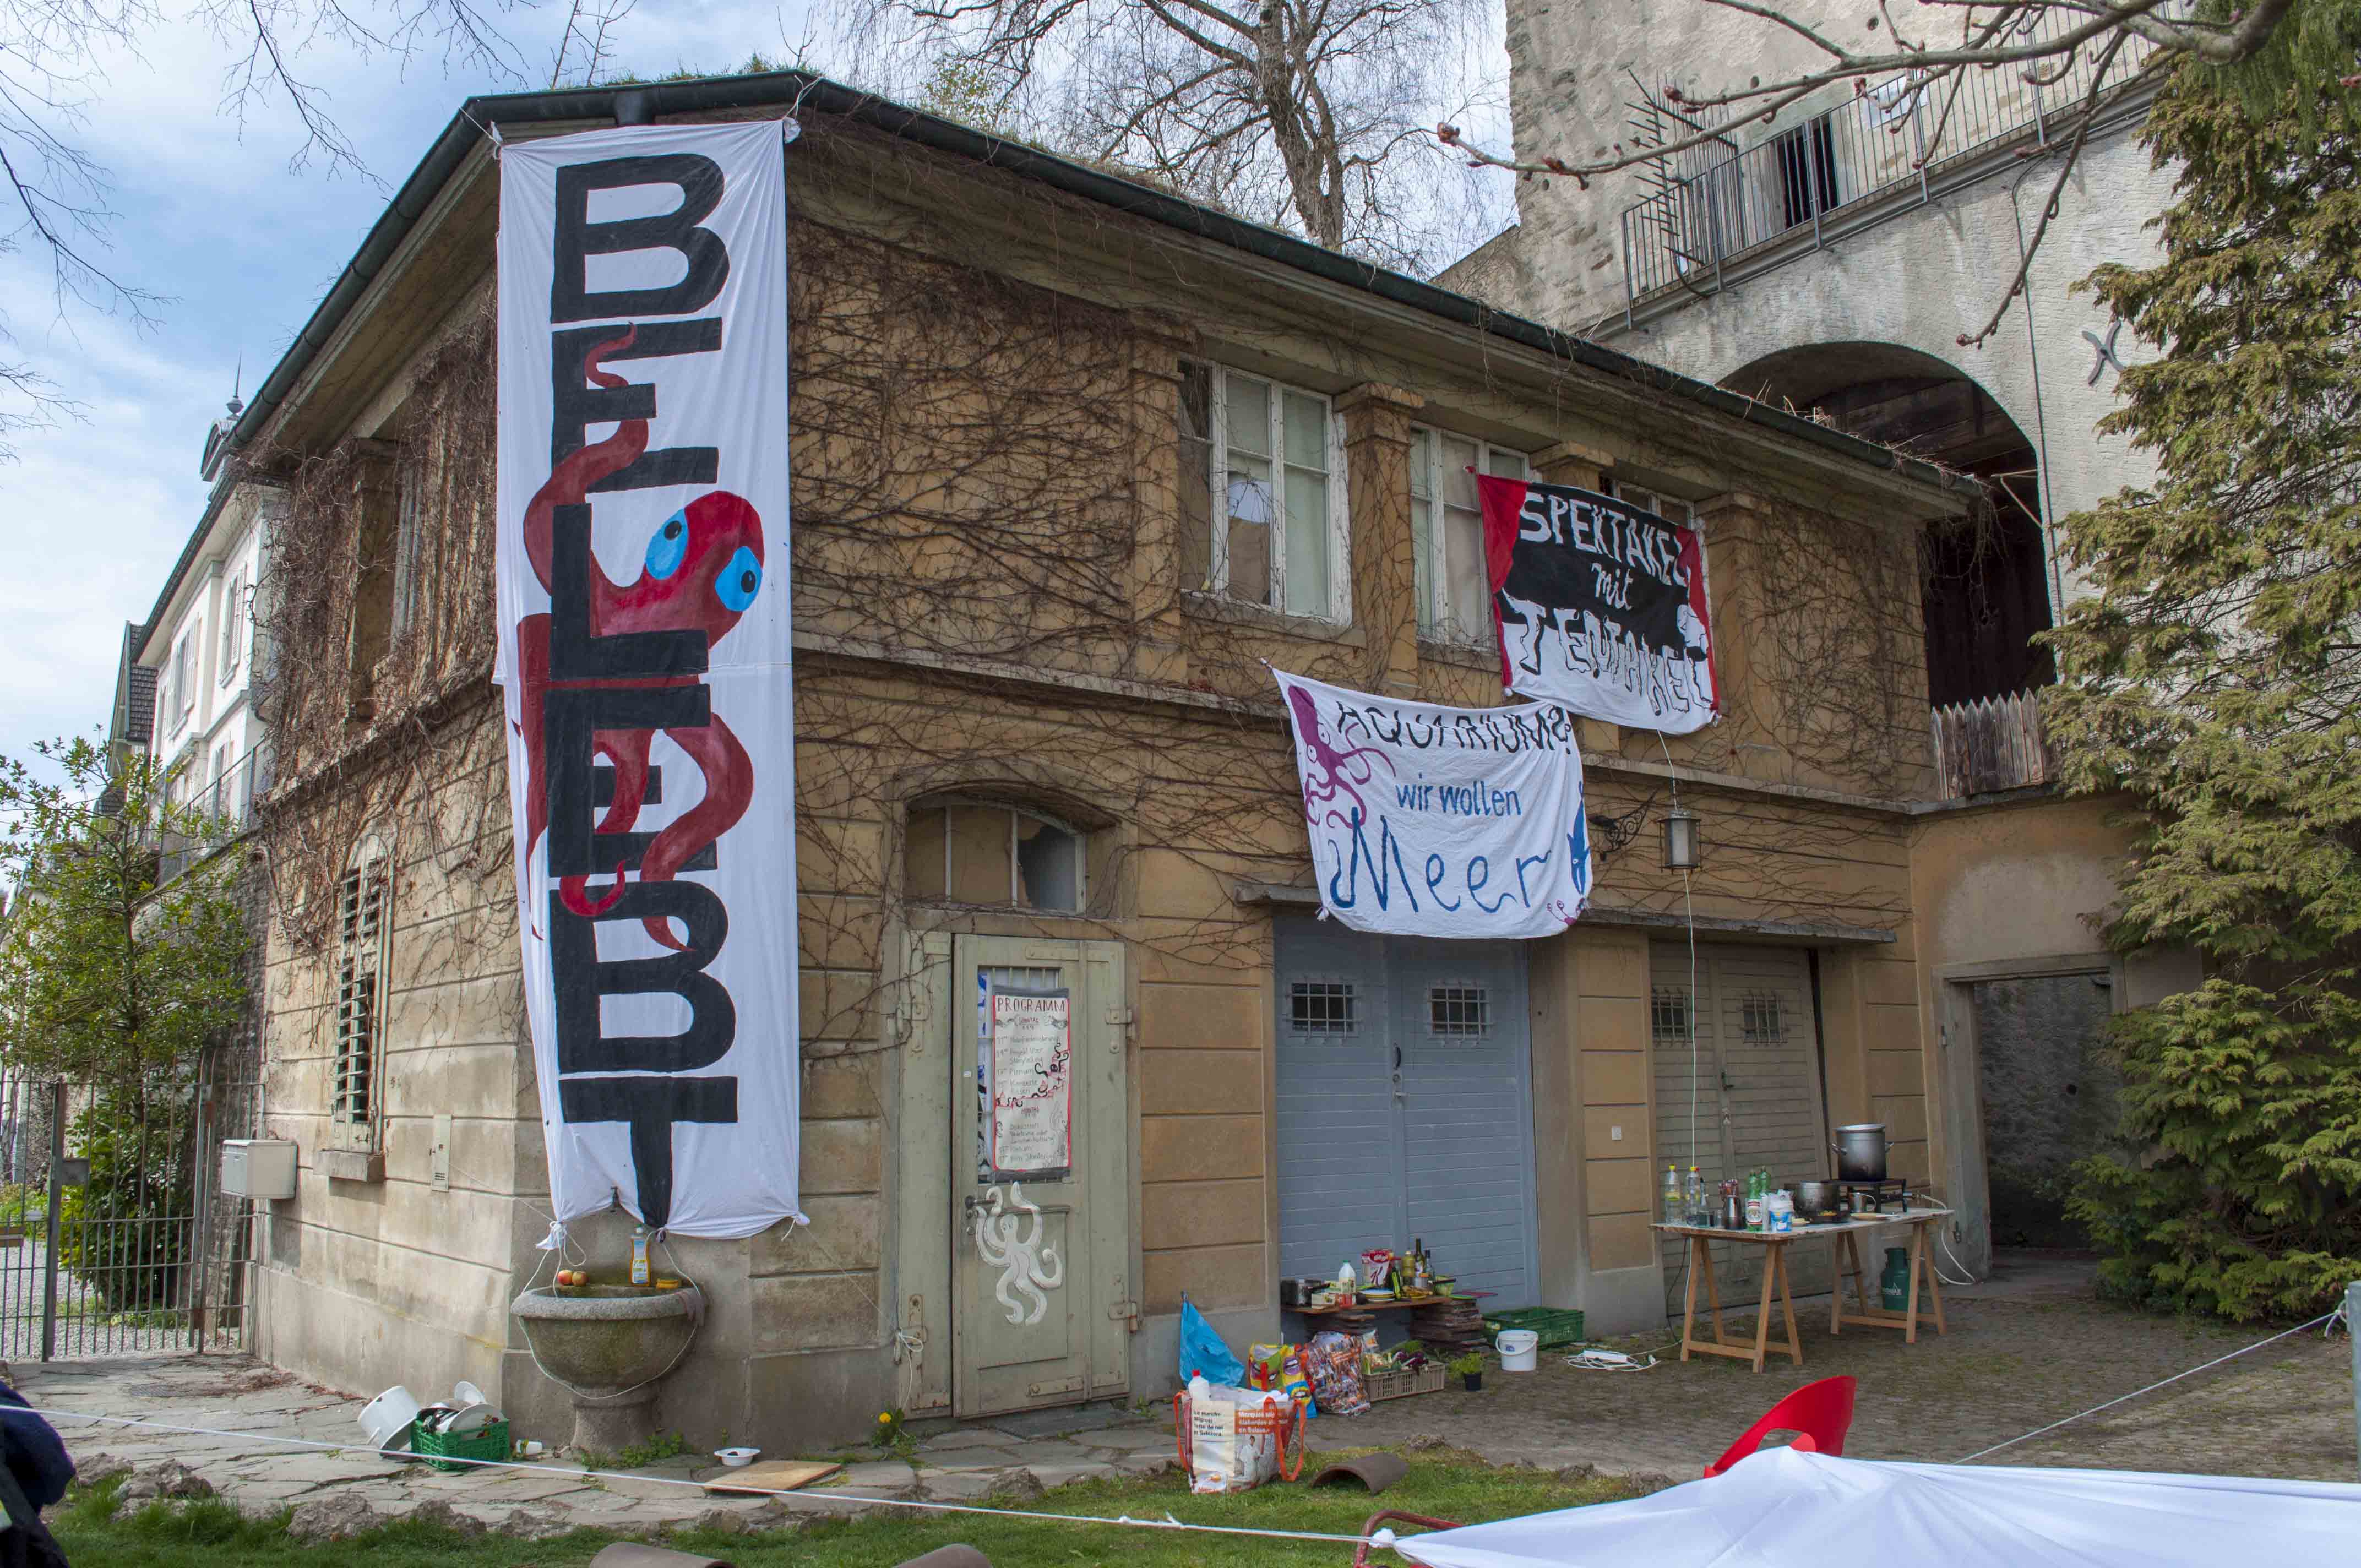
[203,72,2175,1455]
[1438,0,2199,1271]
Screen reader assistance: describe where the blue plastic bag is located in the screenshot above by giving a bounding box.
[1178,1297,1244,1386]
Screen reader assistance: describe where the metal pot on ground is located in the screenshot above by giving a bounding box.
[1832,1124,1889,1183]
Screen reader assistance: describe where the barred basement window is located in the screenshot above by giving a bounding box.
[1289,981,1356,1035]
[333,861,391,1142]
[1651,986,1690,1042]
[1740,990,1785,1045]
[1429,985,1489,1036]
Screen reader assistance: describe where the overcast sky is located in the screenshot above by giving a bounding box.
[0,0,1510,777]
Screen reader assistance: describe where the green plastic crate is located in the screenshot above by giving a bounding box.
[410,1416,510,1474]
[1481,1307,1586,1348]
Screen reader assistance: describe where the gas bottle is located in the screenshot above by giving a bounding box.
[1880,1246,1912,1311]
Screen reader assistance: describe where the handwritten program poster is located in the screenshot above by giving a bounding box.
[988,987,1073,1179]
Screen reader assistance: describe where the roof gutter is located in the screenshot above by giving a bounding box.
[217,71,1980,502]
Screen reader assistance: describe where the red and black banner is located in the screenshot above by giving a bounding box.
[1476,477,1720,734]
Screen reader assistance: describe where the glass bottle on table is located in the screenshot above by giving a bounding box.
[1662,1164,1684,1226]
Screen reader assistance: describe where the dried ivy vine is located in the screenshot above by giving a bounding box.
[243,108,1955,1048]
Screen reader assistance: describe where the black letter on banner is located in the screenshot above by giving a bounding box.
[550,319,723,493]
[551,155,730,323]
[544,687,708,877]
[558,1076,738,1232]
[548,881,734,1074]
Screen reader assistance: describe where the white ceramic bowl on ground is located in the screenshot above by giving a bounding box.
[714,1447,761,1468]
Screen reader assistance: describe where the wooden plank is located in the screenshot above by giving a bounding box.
[705,1460,844,1495]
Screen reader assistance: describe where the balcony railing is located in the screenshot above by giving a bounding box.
[1619,12,2160,306]
[158,745,271,884]
[1929,690,2053,799]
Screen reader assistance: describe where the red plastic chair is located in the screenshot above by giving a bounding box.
[1702,1375,1857,1478]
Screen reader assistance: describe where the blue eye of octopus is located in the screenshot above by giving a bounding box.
[645,512,689,580]
[715,546,761,613]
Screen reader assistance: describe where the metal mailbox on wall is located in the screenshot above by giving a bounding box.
[220,1139,298,1202]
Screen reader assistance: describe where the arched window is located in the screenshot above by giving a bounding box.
[905,798,1089,913]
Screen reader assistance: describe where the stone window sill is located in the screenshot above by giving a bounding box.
[1418,635,1498,673]
[318,1147,384,1184]
[1182,590,1364,649]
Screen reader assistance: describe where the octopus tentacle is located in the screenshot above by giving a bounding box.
[559,864,630,917]
[593,728,655,835]
[638,715,754,951]
[523,327,649,591]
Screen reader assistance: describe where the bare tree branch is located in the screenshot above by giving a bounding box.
[1435,0,2297,341]
[0,0,533,458]
[834,0,1510,269]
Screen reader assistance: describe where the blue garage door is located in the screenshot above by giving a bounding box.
[1274,919,1538,1308]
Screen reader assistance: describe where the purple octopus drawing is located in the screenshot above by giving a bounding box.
[1285,682,1393,829]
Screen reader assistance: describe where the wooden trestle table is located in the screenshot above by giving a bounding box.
[1652,1209,1950,1372]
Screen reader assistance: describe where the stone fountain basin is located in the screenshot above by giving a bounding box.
[511,1285,699,1399]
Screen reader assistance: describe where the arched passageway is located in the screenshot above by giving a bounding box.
[1724,344,2053,707]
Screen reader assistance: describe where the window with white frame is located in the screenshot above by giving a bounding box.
[1179,362,1345,620]
[170,633,198,729]
[331,858,392,1148]
[389,465,426,641]
[220,569,246,680]
[1411,429,1528,640]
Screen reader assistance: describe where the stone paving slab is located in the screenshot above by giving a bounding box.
[20,1260,2352,1542]
[920,1427,1021,1452]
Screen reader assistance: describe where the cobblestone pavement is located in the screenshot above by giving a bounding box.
[1312,1253,2357,1483]
[18,1357,1176,1534]
[18,1254,2356,1539]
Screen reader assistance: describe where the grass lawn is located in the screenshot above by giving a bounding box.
[55,1453,1642,1566]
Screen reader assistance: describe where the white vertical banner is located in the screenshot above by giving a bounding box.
[494,121,802,1238]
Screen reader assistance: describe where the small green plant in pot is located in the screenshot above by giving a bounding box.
[1449,1352,1485,1392]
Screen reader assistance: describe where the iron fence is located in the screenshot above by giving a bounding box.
[1620,10,2162,303]
[0,1068,257,1360]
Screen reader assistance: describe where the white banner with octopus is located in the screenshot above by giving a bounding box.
[494,120,803,1239]
[1276,671,1592,940]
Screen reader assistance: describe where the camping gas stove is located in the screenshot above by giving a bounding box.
[1832,1178,1912,1216]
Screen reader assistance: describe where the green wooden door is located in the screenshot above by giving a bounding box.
[950,936,1131,1416]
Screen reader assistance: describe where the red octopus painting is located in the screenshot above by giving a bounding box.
[515,329,766,950]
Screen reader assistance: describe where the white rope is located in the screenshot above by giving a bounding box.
[1952,1305,2346,1463]
[2,1403,1375,1548]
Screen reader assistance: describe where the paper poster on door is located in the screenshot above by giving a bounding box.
[986,987,1073,1180]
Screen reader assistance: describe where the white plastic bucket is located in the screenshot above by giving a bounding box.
[1496,1330,1540,1372]
[358,1385,421,1447]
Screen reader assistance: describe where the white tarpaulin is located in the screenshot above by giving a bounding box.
[1401,1446,2361,1568]
[1274,670,1591,939]
[494,120,803,1239]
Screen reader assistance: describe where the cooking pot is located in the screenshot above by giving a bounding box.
[1832,1123,1888,1182]
[1791,1179,1843,1222]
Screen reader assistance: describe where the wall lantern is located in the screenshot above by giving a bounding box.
[1663,807,1702,871]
